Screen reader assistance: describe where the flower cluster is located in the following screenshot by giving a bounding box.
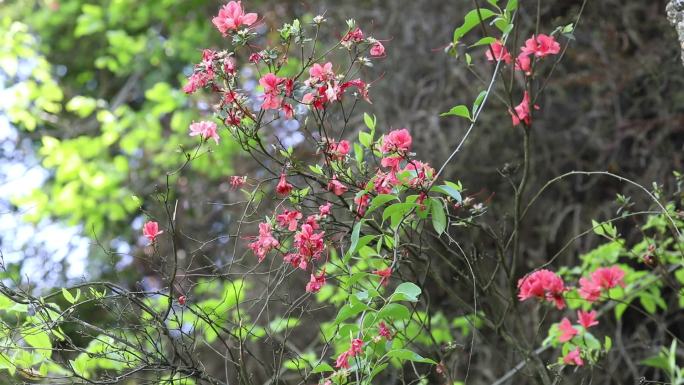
[335,338,364,369]
[485,33,560,126]
[518,265,625,367]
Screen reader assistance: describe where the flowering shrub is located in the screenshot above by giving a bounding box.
[0,1,683,385]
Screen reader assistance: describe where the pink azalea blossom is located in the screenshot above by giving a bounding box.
[374,170,399,194]
[248,222,280,262]
[558,317,578,342]
[578,277,602,303]
[341,27,364,45]
[381,156,403,171]
[378,322,393,340]
[373,267,392,287]
[485,40,512,64]
[327,175,348,196]
[248,52,262,63]
[509,91,539,127]
[319,203,332,217]
[259,73,285,110]
[230,175,246,189]
[276,209,302,231]
[189,121,220,144]
[563,347,584,366]
[517,269,567,309]
[381,129,412,154]
[212,1,258,36]
[577,310,599,329]
[355,193,370,217]
[515,54,532,75]
[183,71,213,94]
[294,224,325,261]
[349,338,364,356]
[335,350,351,369]
[309,62,334,83]
[281,103,294,119]
[327,140,351,160]
[304,215,320,230]
[276,173,293,196]
[305,270,326,293]
[521,34,561,58]
[143,221,163,243]
[370,41,386,57]
[591,266,625,290]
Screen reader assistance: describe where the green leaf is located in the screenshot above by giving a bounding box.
[311,362,334,373]
[431,198,447,235]
[470,37,496,47]
[343,220,364,263]
[386,349,436,364]
[62,288,76,304]
[22,326,52,359]
[363,113,376,130]
[392,282,421,302]
[368,194,399,215]
[453,8,497,43]
[378,303,411,320]
[430,184,462,202]
[440,105,472,121]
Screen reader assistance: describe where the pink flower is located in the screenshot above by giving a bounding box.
[341,27,364,45]
[485,40,512,64]
[381,156,402,171]
[355,193,370,217]
[373,267,392,287]
[381,129,412,154]
[577,310,599,329]
[212,1,258,36]
[283,253,307,270]
[143,221,163,243]
[378,322,393,340]
[309,62,334,83]
[294,224,325,261]
[327,175,348,196]
[370,41,385,57]
[335,350,351,369]
[515,54,532,75]
[401,160,435,188]
[189,121,220,144]
[509,91,539,127]
[248,222,280,262]
[558,317,578,342]
[327,140,351,160]
[305,270,326,293]
[259,73,284,94]
[521,34,561,58]
[340,78,371,103]
[276,209,302,231]
[319,203,332,217]
[349,338,363,356]
[230,176,246,189]
[374,170,399,194]
[517,269,567,309]
[276,173,293,196]
[259,73,285,110]
[281,103,294,120]
[183,71,213,94]
[563,347,584,366]
[578,277,602,303]
[591,266,625,290]
[304,215,320,230]
[248,52,262,63]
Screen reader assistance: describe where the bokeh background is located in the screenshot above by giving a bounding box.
[1,0,683,383]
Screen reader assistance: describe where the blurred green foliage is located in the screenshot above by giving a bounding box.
[1,0,239,236]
